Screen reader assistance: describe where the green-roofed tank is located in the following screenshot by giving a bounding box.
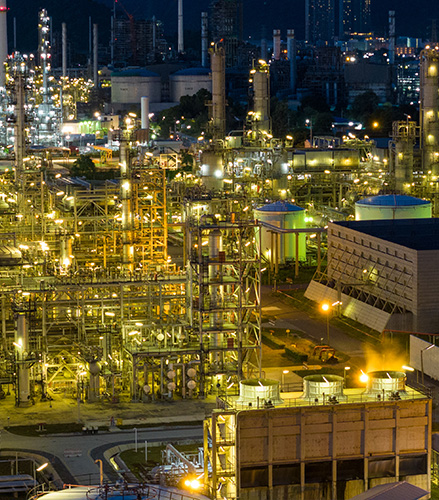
[254,201,306,263]
[355,194,432,220]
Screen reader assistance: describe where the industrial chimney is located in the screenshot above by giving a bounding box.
[201,12,208,67]
[0,0,8,87]
[389,11,395,65]
[178,0,184,54]
[287,29,296,93]
[273,29,281,60]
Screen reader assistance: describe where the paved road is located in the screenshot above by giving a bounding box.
[1,425,204,485]
[261,286,368,360]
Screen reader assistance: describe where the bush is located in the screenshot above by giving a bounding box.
[261,332,285,350]
[285,346,308,363]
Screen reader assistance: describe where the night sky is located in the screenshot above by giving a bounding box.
[95,0,439,40]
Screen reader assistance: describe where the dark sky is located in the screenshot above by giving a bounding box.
[96,0,438,40]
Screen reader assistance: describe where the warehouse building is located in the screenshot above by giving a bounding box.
[306,217,439,333]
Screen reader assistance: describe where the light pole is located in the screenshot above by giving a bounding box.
[321,302,330,344]
[343,366,350,387]
[281,369,289,390]
[421,344,434,386]
[306,118,313,146]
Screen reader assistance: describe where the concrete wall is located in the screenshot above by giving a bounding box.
[236,400,431,500]
[415,250,439,332]
[410,336,439,381]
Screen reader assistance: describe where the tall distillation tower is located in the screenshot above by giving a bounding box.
[420,46,439,175]
[0,0,7,87]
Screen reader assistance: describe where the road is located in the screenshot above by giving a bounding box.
[1,425,204,485]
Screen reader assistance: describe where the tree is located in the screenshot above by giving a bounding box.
[351,91,379,121]
[70,155,96,179]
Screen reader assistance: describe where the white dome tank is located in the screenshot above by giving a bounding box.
[254,201,306,263]
[355,194,432,220]
[170,68,212,102]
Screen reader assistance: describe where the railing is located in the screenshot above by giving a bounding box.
[217,388,430,411]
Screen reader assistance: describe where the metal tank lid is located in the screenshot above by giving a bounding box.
[356,194,430,207]
[255,201,304,212]
[172,67,211,76]
[111,68,160,78]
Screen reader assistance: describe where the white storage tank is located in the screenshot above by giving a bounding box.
[254,201,306,263]
[236,379,283,406]
[111,69,161,105]
[170,67,212,102]
[355,194,432,220]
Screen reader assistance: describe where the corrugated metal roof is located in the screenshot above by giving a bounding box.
[350,481,428,500]
[356,194,430,207]
[255,201,304,212]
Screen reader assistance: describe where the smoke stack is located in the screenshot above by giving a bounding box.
[93,24,98,87]
[389,10,395,65]
[273,29,281,60]
[141,96,150,130]
[0,0,7,87]
[201,12,208,67]
[210,44,226,140]
[178,0,184,54]
[62,23,67,77]
[287,29,296,93]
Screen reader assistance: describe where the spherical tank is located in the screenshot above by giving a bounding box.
[111,69,161,104]
[170,68,212,102]
[254,201,306,263]
[355,194,432,220]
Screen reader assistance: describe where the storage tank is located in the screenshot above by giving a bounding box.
[200,150,224,191]
[254,201,306,263]
[111,69,161,105]
[355,194,432,220]
[236,379,283,406]
[366,370,407,399]
[170,68,212,102]
[302,374,345,402]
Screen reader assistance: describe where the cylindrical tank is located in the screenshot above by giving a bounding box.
[367,370,406,396]
[253,62,270,133]
[254,201,306,263]
[200,150,223,191]
[111,69,161,104]
[420,47,439,174]
[302,374,345,401]
[141,96,149,130]
[355,194,432,220]
[237,379,283,406]
[169,68,211,103]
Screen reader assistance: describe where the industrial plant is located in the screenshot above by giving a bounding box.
[0,1,438,499]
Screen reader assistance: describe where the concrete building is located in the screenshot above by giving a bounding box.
[305,0,335,43]
[306,218,439,333]
[339,0,371,39]
[204,377,431,500]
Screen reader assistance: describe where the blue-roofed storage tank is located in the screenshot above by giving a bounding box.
[355,194,432,220]
[254,201,306,263]
[170,67,212,102]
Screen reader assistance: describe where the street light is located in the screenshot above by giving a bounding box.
[281,369,289,389]
[305,119,313,146]
[343,366,350,387]
[421,344,434,386]
[320,302,330,344]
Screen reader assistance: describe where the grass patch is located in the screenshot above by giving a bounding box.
[6,423,109,436]
[118,420,204,430]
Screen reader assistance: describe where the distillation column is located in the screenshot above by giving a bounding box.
[62,23,67,77]
[252,60,271,134]
[392,120,417,192]
[209,227,223,367]
[120,139,134,273]
[420,47,439,175]
[15,312,31,407]
[0,0,7,87]
[209,43,226,140]
[287,29,297,94]
[93,24,98,88]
